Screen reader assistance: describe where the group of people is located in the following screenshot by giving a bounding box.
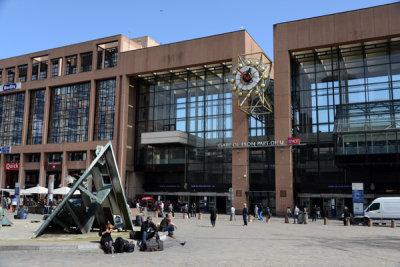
[100,211,180,254]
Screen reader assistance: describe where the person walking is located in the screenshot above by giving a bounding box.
[287,207,293,218]
[265,206,271,223]
[230,205,236,221]
[294,205,300,224]
[168,203,174,217]
[184,203,190,219]
[210,206,218,227]
[243,203,248,226]
[312,205,318,222]
[254,205,259,220]
[258,204,263,222]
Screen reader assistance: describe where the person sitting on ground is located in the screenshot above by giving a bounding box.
[99,220,118,254]
[15,205,28,219]
[140,216,160,248]
[160,212,178,238]
[135,212,144,226]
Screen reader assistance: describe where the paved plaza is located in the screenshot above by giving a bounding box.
[1,210,400,267]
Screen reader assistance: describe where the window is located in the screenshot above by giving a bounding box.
[32,63,38,81]
[66,55,77,75]
[0,69,2,84]
[6,68,15,84]
[32,55,48,81]
[367,203,380,211]
[47,153,62,162]
[26,153,40,162]
[94,79,116,140]
[48,82,90,143]
[80,52,92,72]
[97,41,118,69]
[51,58,62,77]
[18,65,28,82]
[0,93,25,146]
[69,151,87,161]
[27,89,45,145]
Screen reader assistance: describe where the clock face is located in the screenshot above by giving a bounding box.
[230,57,270,100]
[235,66,260,90]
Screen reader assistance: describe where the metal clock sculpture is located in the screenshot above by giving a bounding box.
[229,52,273,121]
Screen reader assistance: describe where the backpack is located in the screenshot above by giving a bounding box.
[114,237,131,253]
[141,239,164,252]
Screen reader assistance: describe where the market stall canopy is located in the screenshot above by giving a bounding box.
[53,187,80,195]
[32,142,133,238]
[24,185,48,194]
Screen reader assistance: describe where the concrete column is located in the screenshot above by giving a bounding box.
[39,152,46,187]
[18,153,25,189]
[116,75,128,187]
[273,28,294,215]
[22,90,30,145]
[61,151,68,187]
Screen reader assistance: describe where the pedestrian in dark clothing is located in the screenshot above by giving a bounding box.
[135,212,144,226]
[210,207,218,227]
[140,216,160,247]
[99,220,117,254]
[243,203,248,226]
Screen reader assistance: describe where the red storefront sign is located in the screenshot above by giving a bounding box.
[5,162,20,171]
[288,137,301,145]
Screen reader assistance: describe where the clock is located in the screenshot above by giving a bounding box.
[229,56,270,100]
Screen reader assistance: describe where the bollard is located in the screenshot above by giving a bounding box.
[323,217,328,225]
[198,213,202,220]
[285,215,289,223]
[266,216,271,223]
[154,211,158,218]
[248,215,252,222]
[368,219,373,227]
[183,213,188,219]
[391,219,396,228]
[345,217,350,226]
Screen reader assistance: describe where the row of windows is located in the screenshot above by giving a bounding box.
[0,79,116,146]
[0,43,118,85]
[292,40,400,133]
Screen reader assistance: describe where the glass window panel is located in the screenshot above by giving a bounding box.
[340,46,363,69]
[367,65,389,84]
[365,44,388,66]
[391,42,400,63]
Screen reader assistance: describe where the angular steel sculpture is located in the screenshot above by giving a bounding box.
[32,142,133,238]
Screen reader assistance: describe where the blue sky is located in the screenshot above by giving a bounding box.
[0,0,396,60]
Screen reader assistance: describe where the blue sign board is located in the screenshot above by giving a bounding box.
[0,82,21,92]
[0,147,11,153]
[352,183,364,216]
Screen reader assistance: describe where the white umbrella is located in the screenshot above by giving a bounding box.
[53,187,80,195]
[24,185,48,194]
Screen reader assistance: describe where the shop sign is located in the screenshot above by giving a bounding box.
[0,147,11,153]
[352,183,364,216]
[0,82,21,92]
[45,161,62,171]
[5,162,20,171]
[218,137,301,149]
[288,137,301,145]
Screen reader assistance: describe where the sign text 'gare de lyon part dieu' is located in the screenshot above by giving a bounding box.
[218,137,301,149]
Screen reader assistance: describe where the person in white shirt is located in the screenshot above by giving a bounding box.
[294,205,300,224]
[230,206,236,221]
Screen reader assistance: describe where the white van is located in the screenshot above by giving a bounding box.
[363,197,400,224]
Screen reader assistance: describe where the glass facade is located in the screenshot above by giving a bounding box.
[135,64,232,191]
[291,39,400,194]
[94,79,116,141]
[80,52,93,72]
[0,93,25,146]
[27,89,45,145]
[48,82,90,143]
